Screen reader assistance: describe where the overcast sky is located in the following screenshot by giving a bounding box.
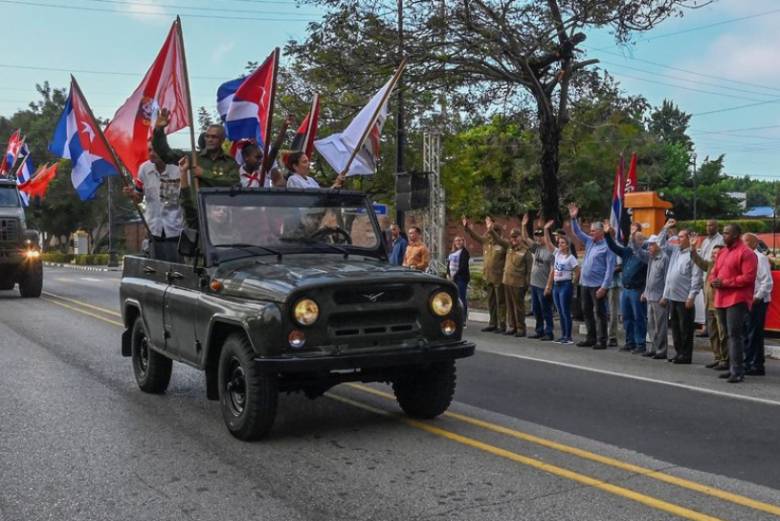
[1,0,779,180]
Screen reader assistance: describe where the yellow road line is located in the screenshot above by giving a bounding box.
[42,291,122,317]
[347,383,780,517]
[36,293,778,519]
[328,393,725,521]
[41,297,124,328]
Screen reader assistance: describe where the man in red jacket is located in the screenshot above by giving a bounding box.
[710,224,758,383]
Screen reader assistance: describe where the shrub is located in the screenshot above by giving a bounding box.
[42,253,74,264]
[678,219,768,234]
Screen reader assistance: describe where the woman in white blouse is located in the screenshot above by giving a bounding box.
[286,152,345,189]
[543,220,580,344]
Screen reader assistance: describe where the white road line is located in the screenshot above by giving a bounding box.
[79,277,102,282]
[479,349,780,407]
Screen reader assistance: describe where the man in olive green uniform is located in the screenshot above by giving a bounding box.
[463,216,507,333]
[491,227,532,336]
[152,108,240,226]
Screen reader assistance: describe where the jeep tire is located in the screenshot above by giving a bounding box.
[18,260,42,298]
[392,360,457,419]
[218,333,278,441]
[131,317,172,393]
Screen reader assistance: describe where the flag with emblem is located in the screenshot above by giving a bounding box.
[314,63,404,176]
[218,48,278,157]
[15,142,35,206]
[291,94,320,157]
[1,130,24,176]
[104,18,190,178]
[610,155,625,244]
[49,78,120,201]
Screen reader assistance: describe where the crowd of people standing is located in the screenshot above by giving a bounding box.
[443,210,772,384]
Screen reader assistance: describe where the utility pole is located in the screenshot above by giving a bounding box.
[394,0,406,229]
[107,176,118,267]
[691,153,698,221]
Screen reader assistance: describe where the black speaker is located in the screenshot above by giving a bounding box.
[395,172,430,211]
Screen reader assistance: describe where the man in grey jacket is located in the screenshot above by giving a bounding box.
[659,219,704,364]
[636,234,670,359]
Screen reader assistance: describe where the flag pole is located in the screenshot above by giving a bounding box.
[339,59,406,179]
[260,47,281,181]
[175,16,200,197]
[303,94,319,156]
[70,76,152,238]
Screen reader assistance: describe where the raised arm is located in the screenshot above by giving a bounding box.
[462,217,487,245]
[567,203,590,246]
[657,220,677,256]
[152,108,184,165]
[489,227,510,248]
[689,248,710,272]
[520,213,534,248]
[603,221,629,258]
[631,239,650,264]
[543,220,556,253]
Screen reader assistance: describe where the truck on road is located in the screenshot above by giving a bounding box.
[0,178,42,297]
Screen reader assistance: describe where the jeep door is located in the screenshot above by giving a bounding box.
[162,263,201,363]
[130,257,171,350]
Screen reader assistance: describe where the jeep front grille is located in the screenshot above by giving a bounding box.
[329,309,419,338]
[0,219,19,243]
[332,284,413,306]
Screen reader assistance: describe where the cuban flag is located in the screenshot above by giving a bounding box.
[15,143,34,206]
[49,79,119,201]
[1,130,23,176]
[610,155,625,244]
[217,49,277,157]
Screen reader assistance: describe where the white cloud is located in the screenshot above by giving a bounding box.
[211,41,236,64]
[119,2,167,22]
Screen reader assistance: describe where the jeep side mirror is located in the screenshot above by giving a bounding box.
[178,228,199,257]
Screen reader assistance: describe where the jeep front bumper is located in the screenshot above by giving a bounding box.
[253,340,475,373]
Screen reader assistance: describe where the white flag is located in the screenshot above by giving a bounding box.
[314,71,398,177]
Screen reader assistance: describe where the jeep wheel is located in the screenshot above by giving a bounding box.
[218,334,278,441]
[131,317,172,393]
[392,360,457,419]
[18,260,42,298]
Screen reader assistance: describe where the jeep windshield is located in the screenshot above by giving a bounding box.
[0,185,21,207]
[200,190,385,262]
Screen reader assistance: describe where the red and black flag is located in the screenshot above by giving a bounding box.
[290,94,320,157]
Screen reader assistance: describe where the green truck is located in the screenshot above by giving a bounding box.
[0,178,42,297]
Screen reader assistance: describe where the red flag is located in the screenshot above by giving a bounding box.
[290,94,320,158]
[104,19,190,178]
[18,163,58,199]
[625,152,638,193]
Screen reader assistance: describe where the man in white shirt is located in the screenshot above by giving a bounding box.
[124,143,184,262]
[743,233,773,376]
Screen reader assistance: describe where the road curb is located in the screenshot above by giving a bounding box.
[44,262,121,272]
[468,308,780,360]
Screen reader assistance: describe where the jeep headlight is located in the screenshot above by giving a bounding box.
[430,291,453,317]
[293,298,319,326]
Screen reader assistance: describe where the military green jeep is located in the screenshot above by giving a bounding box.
[0,179,42,297]
[120,188,474,440]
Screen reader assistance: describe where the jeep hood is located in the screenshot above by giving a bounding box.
[215,255,440,302]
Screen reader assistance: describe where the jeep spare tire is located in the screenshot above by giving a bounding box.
[218,333,278,441]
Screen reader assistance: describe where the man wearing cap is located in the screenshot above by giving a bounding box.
[521,213,554,340]
[464,215,507,333]
[604,221,649,354]
[568,203,616,350]
[492,226,532,336]
[636,233,671,359]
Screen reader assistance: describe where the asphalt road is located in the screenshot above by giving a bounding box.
[1,265,779,521]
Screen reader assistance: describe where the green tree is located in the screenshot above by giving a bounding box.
[648,99,693,151]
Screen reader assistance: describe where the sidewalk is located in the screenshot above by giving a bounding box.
[43,262,121,272]
[468,308,780,361]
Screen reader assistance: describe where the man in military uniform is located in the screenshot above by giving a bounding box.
[152,108,239,226]
[491,227,532,336]
[463,215,507,333]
